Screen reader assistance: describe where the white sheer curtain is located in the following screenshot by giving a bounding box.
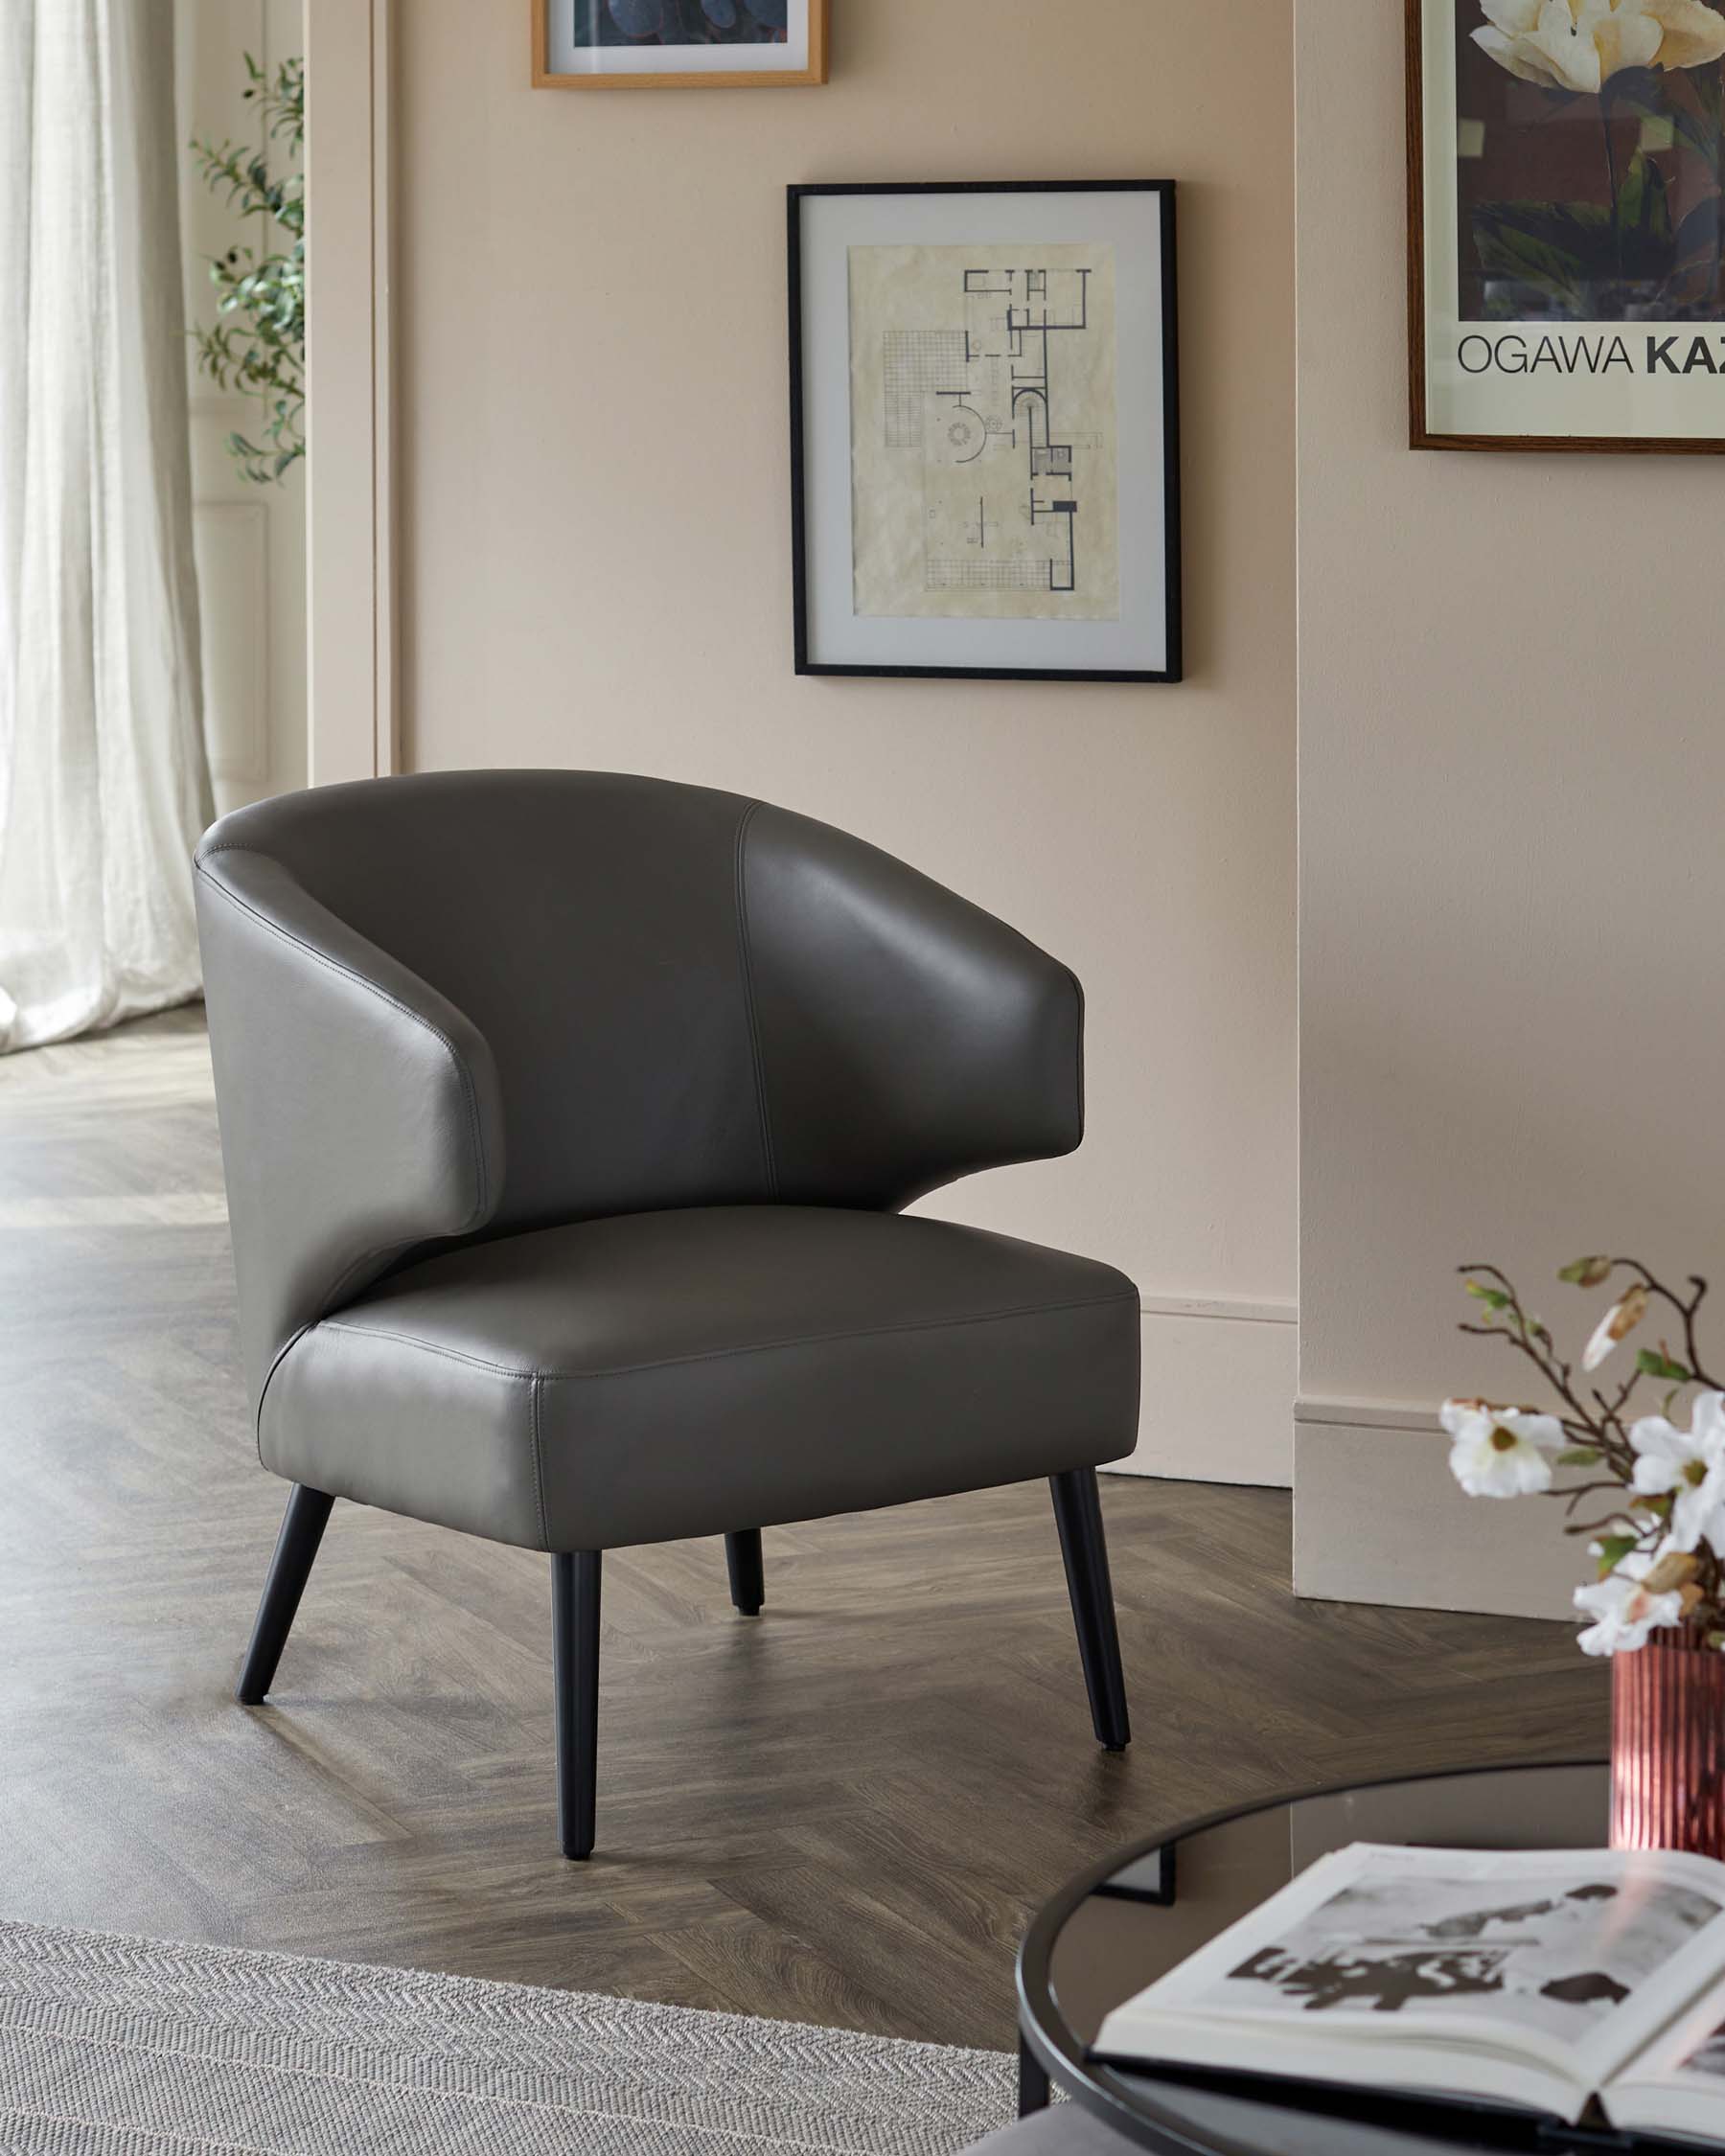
[0,0,213,1053]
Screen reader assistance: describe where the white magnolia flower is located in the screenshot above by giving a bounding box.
[1442,1399,1567,1497]
[1575,1542,1688,1654]
[1475,0,1725,96]
[1631,1390,1725,1551]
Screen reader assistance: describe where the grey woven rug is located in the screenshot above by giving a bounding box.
[0,1917,1016,2155]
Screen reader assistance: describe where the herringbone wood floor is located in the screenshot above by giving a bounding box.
[0,1009,1608,2049]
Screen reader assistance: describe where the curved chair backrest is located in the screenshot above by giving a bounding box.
[195,771,1084,1411]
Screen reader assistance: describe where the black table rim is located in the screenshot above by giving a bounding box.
[1015,1755,1612,2156]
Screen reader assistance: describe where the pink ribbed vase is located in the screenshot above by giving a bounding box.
[1611,1633,1725,1860]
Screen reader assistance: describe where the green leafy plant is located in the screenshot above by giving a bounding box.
[189,54,304,486]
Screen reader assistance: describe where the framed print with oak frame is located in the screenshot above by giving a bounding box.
[533,0,828,89]
[1409,0,1725,452]
[789,181,1182,682]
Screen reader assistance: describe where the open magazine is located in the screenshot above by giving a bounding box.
[1091,1843,1725,2143]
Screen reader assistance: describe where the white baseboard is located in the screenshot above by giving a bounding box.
[1293,1397,1578,1620]
[1112,1296,1298,1488]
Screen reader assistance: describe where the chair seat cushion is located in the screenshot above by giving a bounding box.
[260,1205,1139,1550]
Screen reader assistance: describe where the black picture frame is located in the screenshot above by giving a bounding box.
[787,180,1183,683]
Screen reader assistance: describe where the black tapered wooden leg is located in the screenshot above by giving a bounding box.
[724,1528,764,1616]
[553,1550,601,1860]
[1050,1467,1130,1752]
[236,1484,334,1706]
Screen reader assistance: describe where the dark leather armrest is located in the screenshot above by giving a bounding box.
[195,843,506,1420]
[740,803,1085,1206]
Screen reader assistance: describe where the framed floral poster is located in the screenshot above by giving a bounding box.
[1410,0,1725,451]
[533,0,827,89]
[789,182,1182,681]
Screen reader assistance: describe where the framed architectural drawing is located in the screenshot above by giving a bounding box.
[533,0,827,90]
[1410,0,1725,452]
[788,182,1181,680]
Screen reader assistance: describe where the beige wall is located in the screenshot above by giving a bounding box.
[1295,0,1725,1610]
[378,0,1300,1477]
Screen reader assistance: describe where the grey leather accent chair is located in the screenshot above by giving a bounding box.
[195,770,1139,1859]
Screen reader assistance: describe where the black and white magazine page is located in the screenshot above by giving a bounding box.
[1605,1969,1725,2143]
[1091,1843,1725,2128]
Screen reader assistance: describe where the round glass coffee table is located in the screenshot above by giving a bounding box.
[1017,1760,1621,2156]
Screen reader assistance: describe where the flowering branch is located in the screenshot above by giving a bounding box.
[1607,1261,1720,1390]
[1447,1255,1725,1657]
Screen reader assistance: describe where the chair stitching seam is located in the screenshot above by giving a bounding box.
[1065,963,1086,1137]
[313,1286,1140,1385]
[195,860,492,1228]
[253,1321,314,1465]
[529,1375,550,1550]
[732,800,778,1199]
[249,1241,418,1457]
